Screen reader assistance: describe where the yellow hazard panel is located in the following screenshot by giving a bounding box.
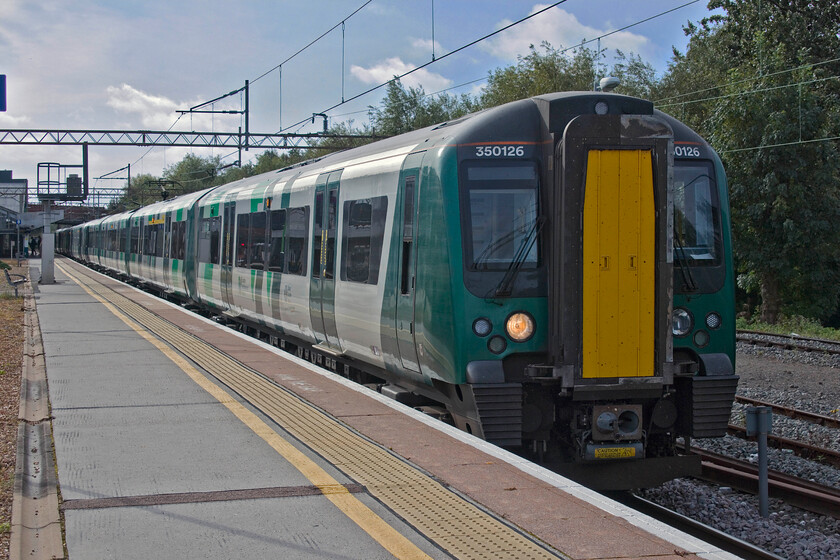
[594,446,637,459]
[582,150,655,378]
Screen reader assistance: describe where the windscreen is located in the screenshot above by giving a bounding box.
[674,161,722,267]
[464,163,539,271]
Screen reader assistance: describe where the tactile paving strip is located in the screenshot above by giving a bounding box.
[59,262,565,560]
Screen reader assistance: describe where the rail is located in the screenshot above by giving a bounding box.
[727,424,840,468]
[692,447,840,520]
[735,395,840,430]
[609,491,784,560]
[737,330,840,355]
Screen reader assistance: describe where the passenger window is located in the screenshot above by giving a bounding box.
[250,212,267,269]
[313,192,324,278]
[268,210,286,272]
[198,216,221,264]
[268,206,309,275]
[236,213,250,268]
[171,221,186,260]
[287,206,309,276]
[340,196,388,284]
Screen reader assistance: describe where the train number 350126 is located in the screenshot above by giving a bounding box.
[475,145,526,157]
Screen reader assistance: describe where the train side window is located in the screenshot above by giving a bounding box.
[313,192,324,278]
[198,216,221,264]
[340,196,388,285]
[130,223,139,254]
[249,211,267,269]
[287,206,309,276]
[401,177,415,295]
[171,221,186,260]
[236,213,250,268]
[154,222,165,257]
[143,222,153,255]
[268,209,286,272]
[164,215,172,259]
[325,188,337,279]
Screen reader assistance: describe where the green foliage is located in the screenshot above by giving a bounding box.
[369,80,476,136]
[608,50,659,99]
[692,1,840,323]
[480,42,599,108]
[479,42,658,108]
[658,1,840,324]
[163,153,223,192]
[736,314,840,342]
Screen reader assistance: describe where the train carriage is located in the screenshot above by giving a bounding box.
[126,191,208,299]
[57,91,738,489]
[97,213,130,276]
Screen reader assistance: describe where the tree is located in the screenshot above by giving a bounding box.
[369,80,476,137]
[163,153,223,193]
[479,42,658,108]
[668,0,840,323]
[479,42,598,108]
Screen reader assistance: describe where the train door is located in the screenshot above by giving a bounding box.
[395,154,424,372]
[581,149,656,378]
[309,171,342,350]
[551,114,672,382]
[162,213,172,289]
[221,201,236,309]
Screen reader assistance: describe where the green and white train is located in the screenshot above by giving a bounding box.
[58,91,738,489]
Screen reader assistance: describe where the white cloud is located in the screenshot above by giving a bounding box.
[105,84,237,131]
[484,5,650,61]
[0,113,31,127]
[350,57,452,92]
[411,37,444,56]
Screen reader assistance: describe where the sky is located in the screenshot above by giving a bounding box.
[0,0,720,201]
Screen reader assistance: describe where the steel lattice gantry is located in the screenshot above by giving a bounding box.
[0,129,373,150]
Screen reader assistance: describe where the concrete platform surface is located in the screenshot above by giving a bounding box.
[18,258,738,560]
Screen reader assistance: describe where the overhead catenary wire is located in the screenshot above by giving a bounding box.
[656,73,840,110]
[654,55,840,104]
[279,0,572,133]
[130,0,710,172]
[282,0,710,133]
[251,0,372,85]
[557,0,700,56]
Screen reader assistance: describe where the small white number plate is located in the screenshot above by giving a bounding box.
[475,145,525,157]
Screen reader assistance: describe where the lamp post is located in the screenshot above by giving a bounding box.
[15,218,20,266]
[4,218,12,259]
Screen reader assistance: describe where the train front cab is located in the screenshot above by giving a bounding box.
[447,94,737,489]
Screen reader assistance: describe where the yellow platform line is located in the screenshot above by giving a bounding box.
[57,262,432,560]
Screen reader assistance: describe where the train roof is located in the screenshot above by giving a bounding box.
[65,91,714,228]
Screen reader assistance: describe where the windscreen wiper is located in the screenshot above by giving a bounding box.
[674,230,698,292]
[493,216,545,297]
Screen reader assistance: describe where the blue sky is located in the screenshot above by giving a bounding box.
[1,0,719,192]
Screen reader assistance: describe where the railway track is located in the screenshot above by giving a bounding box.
[610,491,785,560]
[737,329,840,355]
[735,395,840,429]
[728,395,840,467]
[726,423,840,467]
[693,447,840,520]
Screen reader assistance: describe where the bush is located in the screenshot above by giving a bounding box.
[736,315,840,341]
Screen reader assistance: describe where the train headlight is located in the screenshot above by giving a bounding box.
[506,312,535,342]
[706,312,722,330]
[672,308,693,337]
